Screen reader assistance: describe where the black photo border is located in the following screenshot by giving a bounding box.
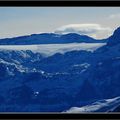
[0,0,120,119]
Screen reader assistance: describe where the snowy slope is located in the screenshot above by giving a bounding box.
[64,96,120,113]
[0,43,106,57]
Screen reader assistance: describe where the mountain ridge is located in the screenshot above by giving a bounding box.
[0,33,107,45]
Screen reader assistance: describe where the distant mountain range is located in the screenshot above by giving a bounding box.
[0,33,107,45]
[0,27,120,112]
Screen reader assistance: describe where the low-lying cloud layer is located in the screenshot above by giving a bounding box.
[55,24,111,39]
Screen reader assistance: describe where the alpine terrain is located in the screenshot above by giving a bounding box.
[0,27,120,112]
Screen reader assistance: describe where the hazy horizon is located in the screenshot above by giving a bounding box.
[0,7,120,39]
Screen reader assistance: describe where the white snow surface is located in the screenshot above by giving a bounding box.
[0,43,106,57]
[64,96,120,113]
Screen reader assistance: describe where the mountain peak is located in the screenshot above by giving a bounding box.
[107,26,120,46]
[114,27,120,35]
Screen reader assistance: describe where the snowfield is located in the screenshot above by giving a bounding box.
[64,96,120,113]
[0,43,106,57]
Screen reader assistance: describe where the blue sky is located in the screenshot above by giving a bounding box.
[0,7,120,39]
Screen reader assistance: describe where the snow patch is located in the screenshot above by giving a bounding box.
[73,63,90,68]
[34,91,39,97]
[64,96,120,113]
[80,63,90,68]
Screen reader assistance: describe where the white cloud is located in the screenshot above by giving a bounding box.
[54,24,111,39]
[109,14,120,19]
[0,43,106,57]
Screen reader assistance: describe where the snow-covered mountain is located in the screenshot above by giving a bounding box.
[0,27,119,112]
[64,96,120,113]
